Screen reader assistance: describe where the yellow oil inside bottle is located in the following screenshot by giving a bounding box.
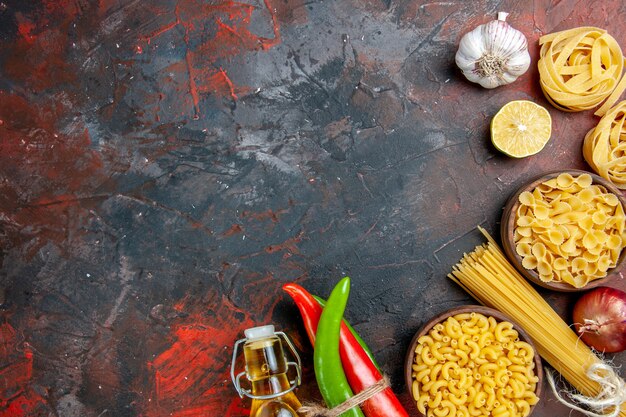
[243,334,302,417]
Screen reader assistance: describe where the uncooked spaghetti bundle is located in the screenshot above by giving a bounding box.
[449,227,626,417]
[583,101,626,189]
[538,27,626,116]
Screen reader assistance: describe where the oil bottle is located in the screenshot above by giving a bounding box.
[231,325,303,417]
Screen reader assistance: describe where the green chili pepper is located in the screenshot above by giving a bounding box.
[312,294,381,372]
[314,277,365,417]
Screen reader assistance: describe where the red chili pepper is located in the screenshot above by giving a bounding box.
[283,283,409,417]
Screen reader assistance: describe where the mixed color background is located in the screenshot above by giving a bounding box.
[1,0,626,416]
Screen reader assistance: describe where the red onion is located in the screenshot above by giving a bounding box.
[573,286,626,353]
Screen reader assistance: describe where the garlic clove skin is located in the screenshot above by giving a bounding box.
[456,31,486,70]
[480,74,506,89]
[455,12,531,88]
[507,53,532,75]
[500,72,519,85]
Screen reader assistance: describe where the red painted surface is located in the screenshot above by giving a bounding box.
[15,15,37,43]
[4,26,74,91]
[0,323,49,416]
[4,0,82,92]
[144,292,253,416]
[222,223,244,237]
[0,92,105,257]
[241,208,289,224]
[204,68,239,101]
[139,0,282,114]
[266,231,304,255]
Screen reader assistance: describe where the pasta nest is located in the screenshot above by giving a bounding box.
[584,101,626,189]
[538,27,626,116]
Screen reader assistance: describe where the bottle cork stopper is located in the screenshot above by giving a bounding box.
[244,324,275,340]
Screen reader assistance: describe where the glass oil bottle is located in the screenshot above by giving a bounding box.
[231,325,303,417]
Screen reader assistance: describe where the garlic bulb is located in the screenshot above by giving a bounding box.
[455,12,531,89]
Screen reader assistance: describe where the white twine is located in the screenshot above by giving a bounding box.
[546,363,626,417]
[298,376,389,417]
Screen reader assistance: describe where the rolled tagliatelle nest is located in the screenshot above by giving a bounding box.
[584,101,626,189]
[538,27,626,116]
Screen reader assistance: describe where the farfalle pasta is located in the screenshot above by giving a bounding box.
[583,101,626,189]
[411,313,539,417]
[514,173,626,287]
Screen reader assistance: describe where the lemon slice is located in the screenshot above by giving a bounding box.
[491,100,552,158]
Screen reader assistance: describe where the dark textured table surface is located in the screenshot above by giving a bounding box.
[2,1,626,416]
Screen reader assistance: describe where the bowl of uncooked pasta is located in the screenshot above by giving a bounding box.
[501,169,626,292]
[405,305,543,417]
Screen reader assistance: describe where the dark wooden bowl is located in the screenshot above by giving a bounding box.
[405,305,543,417]
[501,169,626,292]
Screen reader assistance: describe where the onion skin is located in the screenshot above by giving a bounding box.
[573,286,626,353]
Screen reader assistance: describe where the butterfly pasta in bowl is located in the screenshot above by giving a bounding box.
[501,170,626,291]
